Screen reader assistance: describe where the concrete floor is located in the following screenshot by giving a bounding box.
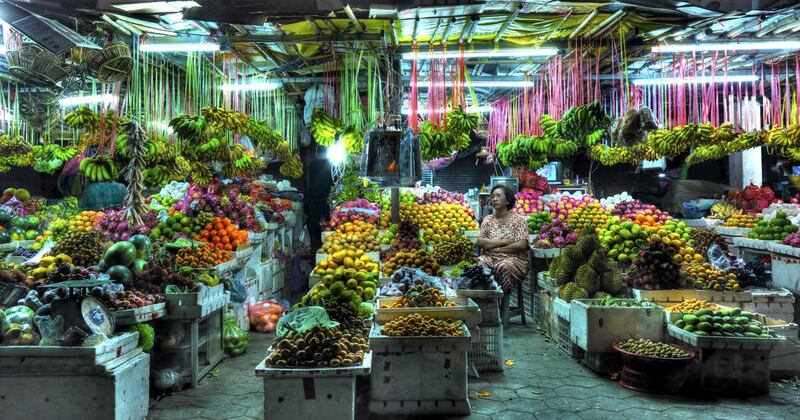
[148,324,800,420]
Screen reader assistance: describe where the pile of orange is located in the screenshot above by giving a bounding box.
[723,214,760,228]
[379,203,478,243]
[322,221,380,253]
[68,211,104,232]
[176,244,232,268]
[632,213,662,227]
[194,217,249,251]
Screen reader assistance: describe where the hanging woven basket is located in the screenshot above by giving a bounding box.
[6,44,68,86]
[69,46,99,64]
[88,43,133,83]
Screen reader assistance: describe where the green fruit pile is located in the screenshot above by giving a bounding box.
[746,211,797,240]
[150,212,212,241]
[527,212,551,234]
[599,217,650,263]
[431,235,477,266]
[616,338,691,359]
[674,307,776,338]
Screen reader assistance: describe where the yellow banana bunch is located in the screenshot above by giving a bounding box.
[767,125,800,148]
[201,107,250,132]
[64,106,99,131]
[279,153,303,178]
[341,125,364,154]
[190,162,213,185]
[309,108,342,147]
[711,202,742,219]
[0,134,32,156]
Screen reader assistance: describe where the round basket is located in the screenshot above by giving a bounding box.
[89,43,133,82]
[612,341,695,394]
[6,44,68,86]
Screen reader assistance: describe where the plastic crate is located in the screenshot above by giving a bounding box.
[468,325,504,372]
[556,311,583,359]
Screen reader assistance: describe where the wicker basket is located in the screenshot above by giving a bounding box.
[89,43,133,82]
[6,44,68,86]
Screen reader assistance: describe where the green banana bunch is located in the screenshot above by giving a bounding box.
[169,156,191,181]
[201,107,250,132]
[169,115,208,140]
[767,125,800,148]
[551,101,610,147]
[446,107,479,133]
[309,108,342,147]
[79,157,119,182]
[190,161,213,185]
[142,165,169,188]
[341,125,364,154]
[279,153,303,178]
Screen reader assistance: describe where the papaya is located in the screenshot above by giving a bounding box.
[696,322,712,332]
[740,311,754,320]
[694,331,709,336]
[722,324,734,333]
[103,241,137,267]
[734,316,750,325]
[743,332,759,338]
[683,314,699,325]
[674,319,686,328]
[684,324,696,333]
[106,265,134,286]
[698,315,712,323]
[695,308,713,317]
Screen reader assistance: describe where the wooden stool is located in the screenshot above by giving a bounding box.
[501,281,527,328]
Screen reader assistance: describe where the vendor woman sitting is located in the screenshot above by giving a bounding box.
[477,184,530,295]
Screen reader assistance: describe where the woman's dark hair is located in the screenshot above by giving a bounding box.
[491,184,515,210]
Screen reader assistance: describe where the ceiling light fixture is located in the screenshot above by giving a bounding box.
[141,42,219,52]
[402,47,558,60]
[59,94,117,107]
[417,80,535,89]
[632,75,758,86]
[652,40,800,53]
[402,105,493,115]
[220,81,281,92]
[326,141,347,166]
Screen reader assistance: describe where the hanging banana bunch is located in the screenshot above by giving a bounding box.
[79,157,119,182]
[309,108,342,147]
[0,134,33,157]
[31,144,79,174]
[201,106,250,132]
[64,106,100,131]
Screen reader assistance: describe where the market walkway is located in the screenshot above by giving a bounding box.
[148,325,800,420]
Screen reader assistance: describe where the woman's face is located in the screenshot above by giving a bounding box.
[490,188,507,210]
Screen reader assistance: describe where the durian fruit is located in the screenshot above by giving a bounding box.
[549,255,577,286]
[593,291,610,300]
[574,265,600,295]
[559,281,589,302]
[562,246,586,266]
[601,270,625,295]
[587,251,607,273]
[576,231,600,258]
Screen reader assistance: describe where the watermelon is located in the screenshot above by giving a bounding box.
[24,215,40,229]
[0,210,11,225]
[103,241,137,267]
[9,217,25,229]
[9,227,25,241]
[25,229,38,240]
[128,234,152,259]
[106,265,134,286]
[0,232,9,244]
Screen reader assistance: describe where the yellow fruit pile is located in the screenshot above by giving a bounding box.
[380,203,478,244]
[723,214,759,228]
[648,220,703,264]
[567,202,611,231]
[683,263,741,291]
[382,249,442,277]
[314,248,379,276]
[666,299,720,313]
[321,221,380,253]
[68,211,104,232]
[29,254,73,283]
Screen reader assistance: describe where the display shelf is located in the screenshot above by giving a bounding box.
[154,307,224,389]
[714,226,751,237]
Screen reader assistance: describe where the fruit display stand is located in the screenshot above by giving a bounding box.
[743,288,796,323]
[368,323,471,415]
[570,299,666,353]
[767,242,800,294]
[533,289,555,336]
[455,287,502,326]
[681,218,722,228]
[315,251,380,265]
[0,332,149,419]
[254,352,372,420]
[714,226,751,237]
[112,302,167,326]
[157,287,228,388]
[667,324,785,395]
[731,237,774,260]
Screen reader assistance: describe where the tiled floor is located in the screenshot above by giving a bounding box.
[149,324,800,419]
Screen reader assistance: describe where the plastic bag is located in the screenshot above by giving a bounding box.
[34,315,63,346]
[229,277,248,304]
[1,305,34,335]
[223,317,248,357]
[707,244,731,272]
[2,322,40,346]
[379,267,445,297]
[153,368,182,391]
[248,299,286,333]
[276,306,338,337]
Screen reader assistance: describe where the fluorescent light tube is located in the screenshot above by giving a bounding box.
[402,105,493,115]
[0,45,7,55]
[632,75,758,86]
[402,48,558,60]
[59,94,117,107]
[0,109,12,121]
[418,80,535,89]
[220,81,281,92]
[141,42,219,52]
[652,40,800,53]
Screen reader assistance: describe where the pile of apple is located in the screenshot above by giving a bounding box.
[611,199,671,226]
[512,188,544,215]
[416,187,466,205]
[544,195,594,221]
